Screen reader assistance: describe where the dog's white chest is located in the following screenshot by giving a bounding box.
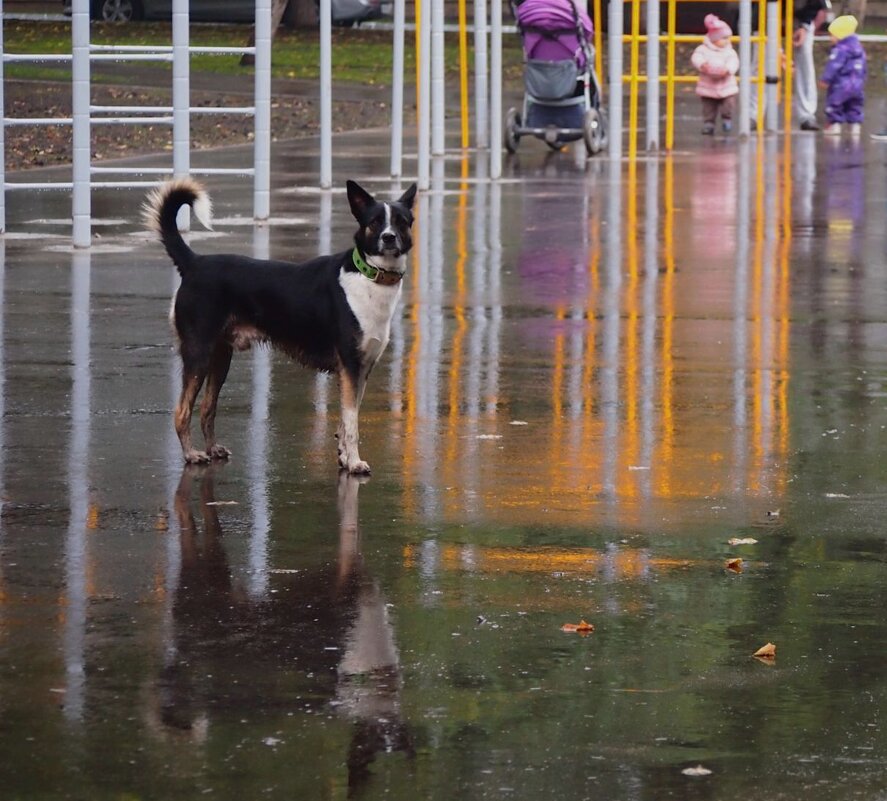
[339,270,402,363]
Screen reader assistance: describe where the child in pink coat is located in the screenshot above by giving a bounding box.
[691,15,740,134]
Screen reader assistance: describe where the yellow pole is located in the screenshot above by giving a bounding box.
[784,0,794,132]
[629,0,641,159]
[594,0,604,96]
[457,0,470,148]
[757,0,765,132]
[666,0,676,149]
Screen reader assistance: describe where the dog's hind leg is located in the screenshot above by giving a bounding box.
[200,342,233,460]
[175,367,211,464]
[336,365,371,476]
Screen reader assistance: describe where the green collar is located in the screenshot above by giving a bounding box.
[351,247,404,286]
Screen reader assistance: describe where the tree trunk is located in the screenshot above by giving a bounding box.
[239,0,294,67]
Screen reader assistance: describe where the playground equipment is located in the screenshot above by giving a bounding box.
[0,0,815,244]
[0,0,272,246]
[604,0,795,159]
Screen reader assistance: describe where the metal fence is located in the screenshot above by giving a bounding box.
[0,0,272,246]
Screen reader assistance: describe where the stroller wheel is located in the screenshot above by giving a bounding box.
[584,107,606,156]
[505,107,521,154]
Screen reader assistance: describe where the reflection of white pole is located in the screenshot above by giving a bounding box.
[489,0,503,178]
[602,160,622,498]
[319,0,333,188]
[474,0,489,148]
[645,0,660,150]
[254,0,272,217]
[733,139,751,491]
[607,0,623,160]
[312,191,333,450]
[486,180,502,415]
[464,162,488,496]
[164,262,183,669]
[247,343,270,602]
[417,0,431,189]
[641,161,659,496]
[738,0,751,137]
[64,250,91,721]
[760,138,778,475]
[71,0,90,248]
[765,0,778,132]
[248,230,271,599]
[172,0,190,231]
[390,0,405,177]
[431,0,445,155]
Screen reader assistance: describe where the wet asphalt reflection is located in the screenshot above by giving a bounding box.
[1,132,887,799]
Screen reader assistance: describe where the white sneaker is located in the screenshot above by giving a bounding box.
[849,123,862,136]
[823,123,842,136]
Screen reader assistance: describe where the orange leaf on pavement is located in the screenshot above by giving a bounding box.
[753,642,776,658]
[725,557,743,572]
[561,620,595,633]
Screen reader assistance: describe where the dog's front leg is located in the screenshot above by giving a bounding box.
[337,367,371,475]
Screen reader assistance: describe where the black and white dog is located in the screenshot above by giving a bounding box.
[144,177,417,474]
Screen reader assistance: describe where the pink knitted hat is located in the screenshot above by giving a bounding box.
[704,14,732,42]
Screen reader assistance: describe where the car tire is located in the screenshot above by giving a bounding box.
[92,0,142,22]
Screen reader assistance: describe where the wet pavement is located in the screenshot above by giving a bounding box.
[2,124,887,800]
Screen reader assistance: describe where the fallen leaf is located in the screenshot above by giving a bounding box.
[725,557,743,572]
[753,642,776,658]
[682,765,713,777]
[561,619,595,634]
[728,537,758,546]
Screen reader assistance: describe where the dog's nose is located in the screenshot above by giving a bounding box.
[381,232,397,246]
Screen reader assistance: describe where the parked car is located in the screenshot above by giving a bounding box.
[64,0,383,25]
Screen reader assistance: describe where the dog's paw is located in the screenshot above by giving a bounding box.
[184,449,211,465]
[347,460,372,476]
[209,444,232,460]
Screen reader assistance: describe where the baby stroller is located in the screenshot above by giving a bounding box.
[505,0,606,155]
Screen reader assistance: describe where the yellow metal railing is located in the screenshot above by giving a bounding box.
[613,0,793,152]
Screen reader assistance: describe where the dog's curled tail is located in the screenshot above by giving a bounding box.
[143,178,213,275]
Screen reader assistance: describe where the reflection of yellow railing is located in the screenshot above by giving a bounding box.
[400,150,792,525]
[403,543,697,576]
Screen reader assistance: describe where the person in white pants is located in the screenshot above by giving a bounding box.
[745,0,830,130]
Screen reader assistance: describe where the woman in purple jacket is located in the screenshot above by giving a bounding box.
[820,15,867,136]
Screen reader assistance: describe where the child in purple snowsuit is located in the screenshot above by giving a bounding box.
[820,15,867,135]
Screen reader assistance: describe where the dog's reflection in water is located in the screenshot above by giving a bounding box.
[154,465,413,793]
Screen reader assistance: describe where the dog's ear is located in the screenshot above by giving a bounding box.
[346,180,375,221]
[398,183,418,211]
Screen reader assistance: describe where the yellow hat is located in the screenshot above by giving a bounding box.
[828,15,858,39]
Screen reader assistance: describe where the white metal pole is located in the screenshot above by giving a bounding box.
[390,0,405,177]
[738,0,751,137]
[71,0,90,248]
[431,0,446,155]
[474,0,489,148]
[254,0,272,216]
[765,0,778,132]
[645,0,660,150]
[0,0,6,235]
[319,0,333,188]
[172,0,190,231]
[607,0,623,160]
[489,0,503,179]
[417,0,432,190]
